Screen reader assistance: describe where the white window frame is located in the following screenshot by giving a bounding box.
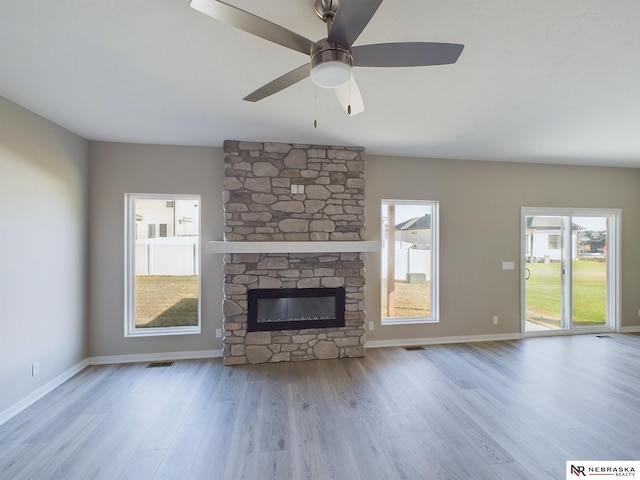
[124,193,201,337]
[381,199,440,325]
[520,206,621,335]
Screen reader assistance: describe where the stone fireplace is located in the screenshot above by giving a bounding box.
[220,140,367,365]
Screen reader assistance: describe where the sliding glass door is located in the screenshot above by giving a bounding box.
[522,208,619,335]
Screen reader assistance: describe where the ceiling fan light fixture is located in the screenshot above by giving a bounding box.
[310,41,352,89]
[311,61,352,88]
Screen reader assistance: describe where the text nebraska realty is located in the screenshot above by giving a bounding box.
[573,465,635,477]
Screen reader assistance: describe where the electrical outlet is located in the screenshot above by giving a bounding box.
[32,361,40,377]
[215,328,222,338]
[368,322,374,331]
[637,309,640,318]
[492,316,499,325]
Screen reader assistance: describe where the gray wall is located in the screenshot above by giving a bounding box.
[0,98,88,415]
[364,155,640,342]
[88,142,224,357]
[87,143,640,357]
[2,108,639,415]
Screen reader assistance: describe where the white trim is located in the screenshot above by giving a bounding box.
[520,207,621,336]
[524,327,615,338]
[0,350,223,426]
[380,317,439,326]
[124,193,202,337]
[8,327,640,427]
[87,349,223,365]
[0,359,89,426]
[365,332,523,349]
[124,326,202,338]
[380,199,439,324]
[206,240,380,254]
[619,326,640,333]
[610,212,622,332]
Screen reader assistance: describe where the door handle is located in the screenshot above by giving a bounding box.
[525,267,530,280]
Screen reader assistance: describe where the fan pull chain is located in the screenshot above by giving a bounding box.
[347,74,352,115]
[314,84,318,128]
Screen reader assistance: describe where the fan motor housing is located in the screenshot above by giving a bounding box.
[311,41,352,68]
[310,40,353,88]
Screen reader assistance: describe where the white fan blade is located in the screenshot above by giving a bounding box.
[334,75,364,116]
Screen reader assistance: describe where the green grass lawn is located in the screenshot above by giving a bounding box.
[135,275,199,328]
[526,260,606,326]
[381,280,431,318]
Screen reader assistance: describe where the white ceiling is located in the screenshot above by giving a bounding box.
[2,0,640,167]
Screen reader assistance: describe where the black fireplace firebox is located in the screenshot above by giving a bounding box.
[247,287,346,332]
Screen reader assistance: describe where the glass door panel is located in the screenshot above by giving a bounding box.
[572,216,607,328]
[524,215,567,332]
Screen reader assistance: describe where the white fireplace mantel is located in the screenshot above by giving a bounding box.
[206,240,380,254]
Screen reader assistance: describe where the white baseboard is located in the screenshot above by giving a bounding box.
[87,349,223,365]
[365,332,523,349]
[0,358,89,426]
[4,328,638,426]
[0,349,223,427]
[619,326,640,333]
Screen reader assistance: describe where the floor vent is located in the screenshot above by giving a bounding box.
[146,361,175,368]
[404,346,425,351]
[596,335,612,338]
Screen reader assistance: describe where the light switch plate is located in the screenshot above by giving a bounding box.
[502,261,515,270]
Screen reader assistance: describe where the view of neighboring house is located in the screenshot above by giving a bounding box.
[525,216,608,263]
[135,198,198,240]
[381,214,432,282]
[134,198,200,276]
[395,214,432,249]
[525,216,582,262]
[579,229,607,257]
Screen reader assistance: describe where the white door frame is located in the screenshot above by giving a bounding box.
[520,207,621,336]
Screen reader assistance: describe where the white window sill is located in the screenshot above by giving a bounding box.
[125,326,201,337]
[381,317,439,326]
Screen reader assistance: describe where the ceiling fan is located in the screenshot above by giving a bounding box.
[190,0,464,116]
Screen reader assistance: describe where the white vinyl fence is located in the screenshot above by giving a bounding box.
[135,237,199,275]
[382,243,431,282]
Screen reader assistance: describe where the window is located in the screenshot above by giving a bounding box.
[548,234,561,250]
[125,194,201,336]
[381,200,439,324]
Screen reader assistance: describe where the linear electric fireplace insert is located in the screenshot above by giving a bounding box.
[247,287,346,332]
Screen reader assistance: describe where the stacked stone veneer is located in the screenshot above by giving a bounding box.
[222,140,366,365]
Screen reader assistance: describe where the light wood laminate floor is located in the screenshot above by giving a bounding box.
[1,334,639,480]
